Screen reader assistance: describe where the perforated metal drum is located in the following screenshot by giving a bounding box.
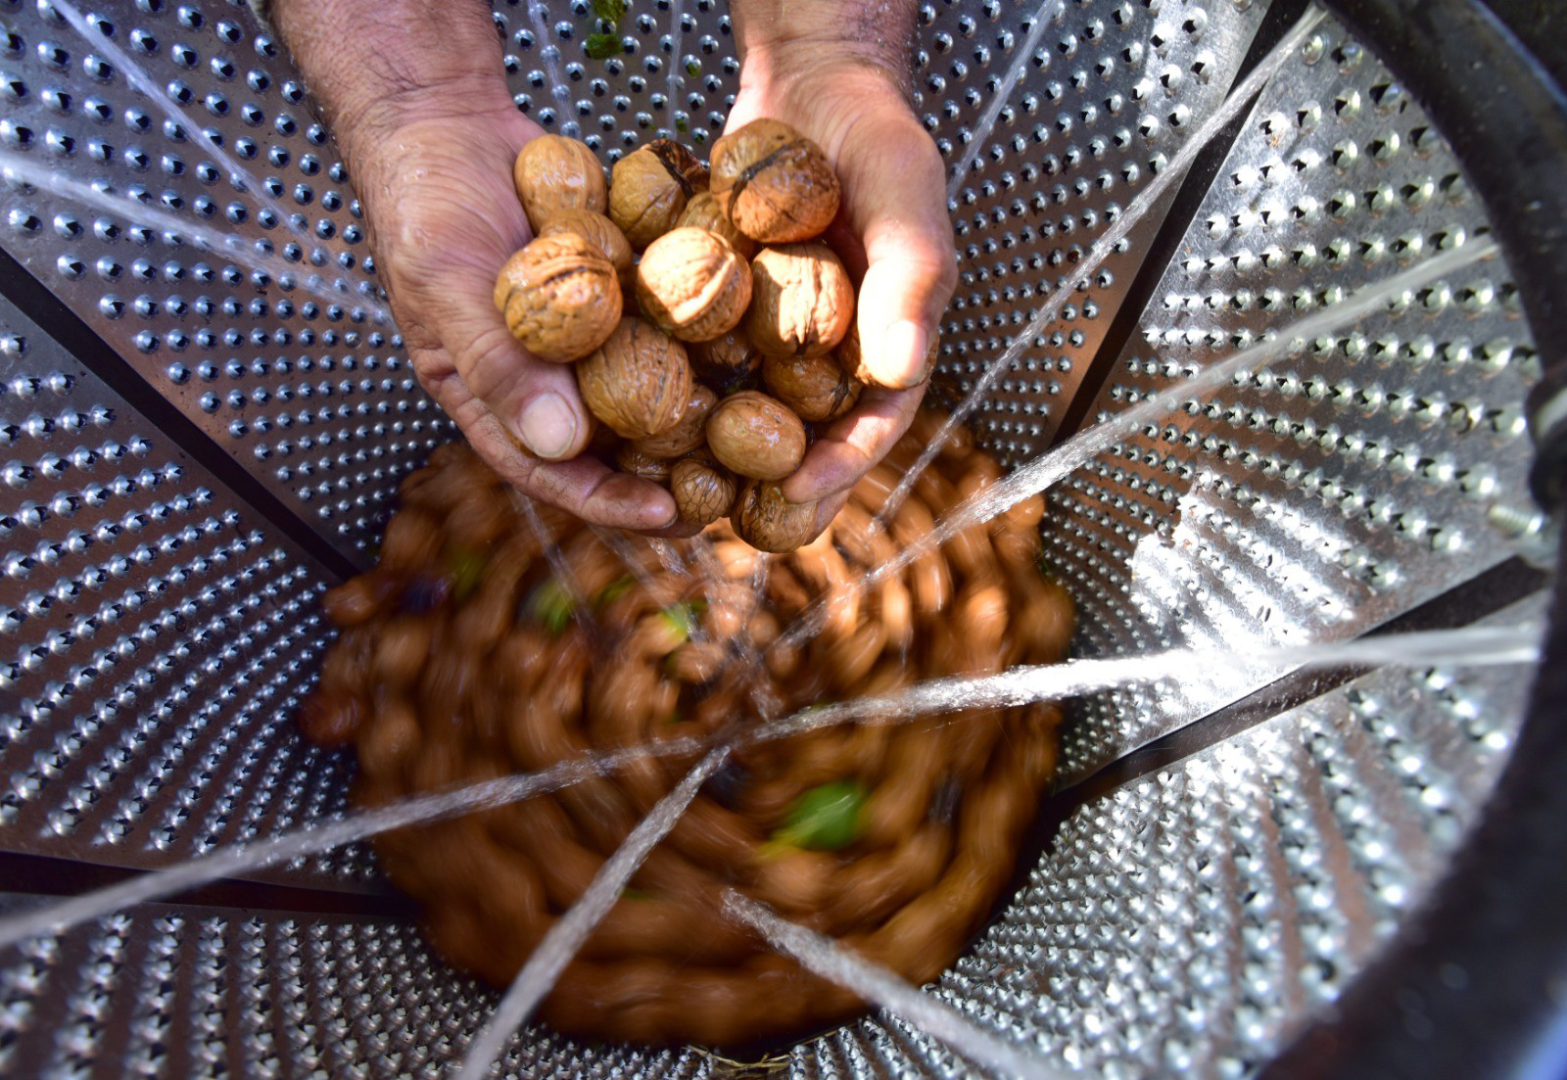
[1,0,1562,1077]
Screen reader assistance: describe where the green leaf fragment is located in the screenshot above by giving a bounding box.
[591,0,626,24]
[685,59,701,77]
[619,886,655,901]
[526,578,575,636]
[585,31,622,59]
[675,116,688,133]
[595,574,636,608]
[659,599,707,641]
[447,549,487,601]
[771,780,866,852]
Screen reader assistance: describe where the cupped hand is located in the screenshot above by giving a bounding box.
[724,50,958,515]
[347,105,680,533]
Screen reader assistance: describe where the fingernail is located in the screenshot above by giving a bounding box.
[517,393,578,459]
[883,319,931,388]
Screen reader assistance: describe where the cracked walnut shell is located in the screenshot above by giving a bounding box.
[710,119,840,243]
[732,479,820,553]
[493,234,622,363]
[576,317,694,440]
[512,135,607,233]
[706,390,807,481]
[608,139,710,250]
[636,228,753,343]
[746,242,854,359]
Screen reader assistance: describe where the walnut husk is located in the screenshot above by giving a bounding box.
[705,390,807,481]
[537,209,634,289]
[512,135,607,232]
[608,139,710,250]
[635,227,753,342]
[763,353,862,422]
[631,383,716,458]
[576,317,694,439]
[670,452,737,528]
[746,242,854,358]
[493,234,622,363]
[732,479,820,553]
[709,119,840,243]
[677,191,756,259]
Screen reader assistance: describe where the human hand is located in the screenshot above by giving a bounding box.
[273,0,679,532]
[727,0,957,522]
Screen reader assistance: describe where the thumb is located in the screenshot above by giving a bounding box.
[841,119,956,389]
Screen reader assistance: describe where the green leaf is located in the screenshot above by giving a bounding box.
[526,578,575,636]
[674,116,689,133]
[595,574,635,608]
[591,0,626,24]
[691,128,707,145]
[585,31,622,59]
[447,549,487,602]
[771,780,866,852]
[659,599,707,642]
[685,59,701,77]
[619,886,655,901]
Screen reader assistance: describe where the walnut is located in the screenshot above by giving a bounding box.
[677,191,756,259]
[746,242,854,358]
[576,317,694,439]
[512,135,607,232]
[608,138,710,250]
[631,383,716,458]
[709,119,840,243]
[493,234,622,363]
[670,451,737,528]
[763,353,862,422]
[705,390,807,481]
[732,479,820,553]
[835,320,942,389]
[690,329,763,392]
[616,444,673,484]
[537,209,634,289]
[635,228,753,342]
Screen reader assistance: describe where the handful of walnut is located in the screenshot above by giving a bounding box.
[495,121,925,552]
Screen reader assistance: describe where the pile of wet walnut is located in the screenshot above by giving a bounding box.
[495,122,902,552]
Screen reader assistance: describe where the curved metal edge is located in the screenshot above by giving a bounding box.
[1311,0,1567,509]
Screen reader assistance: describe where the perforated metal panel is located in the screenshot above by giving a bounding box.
[0,0,1553,1078]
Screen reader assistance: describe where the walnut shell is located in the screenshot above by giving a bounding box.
[631,383,716,458]
[616,444,673,484]
[690,329,763,391]
[671,452,737,528]
[763,353,862,422]
[608,139,710,250]
[537,209,634,288]
[493,234,622,363]
[746,242,854,358]
[732,479,820,553]
[577,317,694,439]
[710,119,840,243]
[512,135,607,232]
[635,228,753,342]
[836,320,942,389]
[677,191,756,259]
[705,390,807,481]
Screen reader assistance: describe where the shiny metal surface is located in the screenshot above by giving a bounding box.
[0,0,1550,1077]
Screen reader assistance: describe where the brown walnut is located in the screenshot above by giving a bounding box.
[705,390,807,481]
[537,209,634,289]
[615,445,673,485]
[690,329,763,391]
[631,383,716,459]
[670,452,737,528]
[635,228,753,342]
[677,191,756,259]
[732,479,821,553]
[763,353,862,422]
[493,234,622,363]
[746,242,854,359]
[709,119,840,243]
[608,139,710,250]
[836,320,942,389]
[576,317,694,439]
[512,135,607,233]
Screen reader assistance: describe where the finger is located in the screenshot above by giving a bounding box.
[780,383,926,504]
[810,489,853,538]
[839,117,957,390]
[424,369,678,531]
